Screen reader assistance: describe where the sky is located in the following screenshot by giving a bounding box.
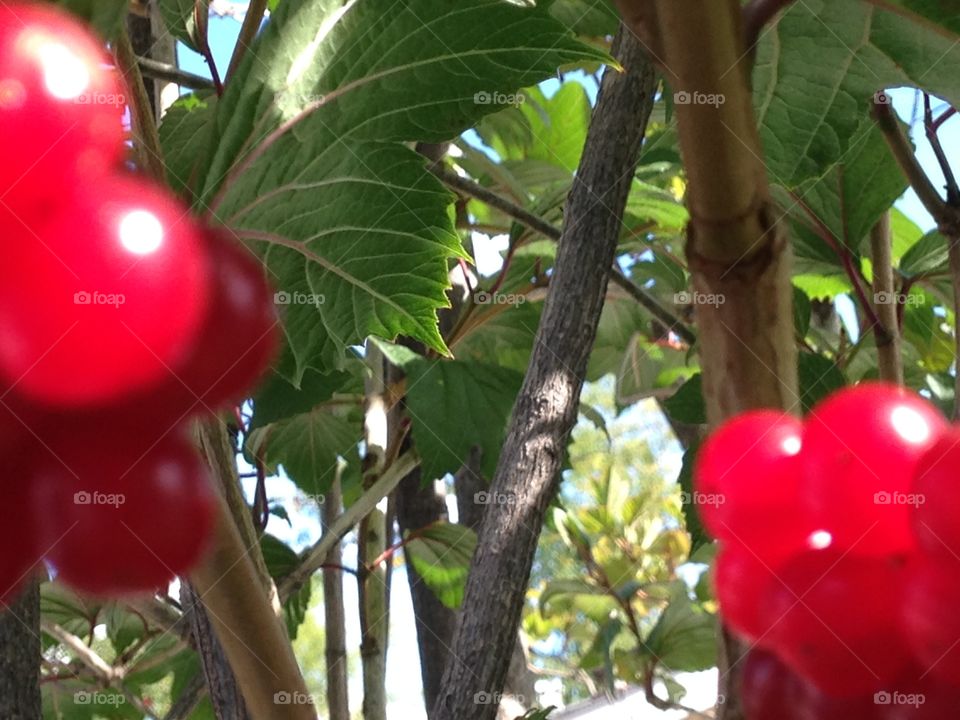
[169,8,960,718]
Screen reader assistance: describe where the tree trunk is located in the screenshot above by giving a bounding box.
[0,582,41,720]
[432,27,657,720]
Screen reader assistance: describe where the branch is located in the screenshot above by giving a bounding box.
[432,26,657,720]
[225,0,269,81]
[42,622,115,681]
[277,450,420,602]
[430,165,697,345]
[869,213,903,384]
[742,0,796,51]
[115,26,165,179]
[873,100,955,228]
[137,56,216,91]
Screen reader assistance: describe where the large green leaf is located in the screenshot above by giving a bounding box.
[198,0,605,377]
[643,589,717,672]
[261,534,313,638]
[756,0,960,190]
[404,522,478,609]
[405,359,523,481]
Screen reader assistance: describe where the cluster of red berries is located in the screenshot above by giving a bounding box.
[0,3,278,601]
[695,382,960,718]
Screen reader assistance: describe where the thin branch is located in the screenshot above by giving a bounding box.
[643,667,713,720]
[924,94,960,205]
[742,0,797,51]
[873,100,955,227]
[225,0,269,81]
[277,450,420,602]
[869,213,903,384]
[430,164,697,345]
[137,57,216,91]
[42,622,115,681]
[115,26,165,179]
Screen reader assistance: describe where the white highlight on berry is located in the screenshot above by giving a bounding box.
[808,530,832,550]
[891,406,931,445]
[781,435,801,456]
[119,210,164,255]
[38,42,89,100]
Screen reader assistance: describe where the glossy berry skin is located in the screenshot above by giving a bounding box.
[801,383,946,555]
[766,548,909,696]
[0,173,210,406]
[910,430,960,558]
[0,3,126,208]
[901,556,960,686]
[145,228,279,418]
[694,411,812,559]
[714,544,783,643]
[742,649,879,720]
[31,431,215,595]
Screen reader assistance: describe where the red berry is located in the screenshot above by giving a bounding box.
[0,473,40,605]
[31,432,215,595]
[742,648,878,720]
[766,548,909,696]
[801,383,946,555]
[147,228,279,417]
[877,670,960,719]
[714,544,783,643]
[901,556,960,686]
[910,430,960,557]
[0,173,210,406]
[0,3,126,208]
[694,411,812,558]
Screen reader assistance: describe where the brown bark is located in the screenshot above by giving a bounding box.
[870,213,903,384]
[0,582,41,720]
[639,2,799,718]
[431,27,657,720]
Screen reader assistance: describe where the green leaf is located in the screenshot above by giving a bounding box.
[644,589,717,672]
[404,522,477,608]
[159,0,209,53]
[756,0,960,190]
[258,409,358,496]
[405,359,523,481]
[677,438,710,553]
[899,230,949,278]
[794,287,812,337]
[588,297,648,381]
[54,0,128,39]
[797,352,846,414]
[540,579,608,618]
[520,84,592,173]
[261,534,313,638]
[203,0,609,199]
[548,0,619,36]
[251,368,351,430]
[158,92,218,199]
[662,374,706,426]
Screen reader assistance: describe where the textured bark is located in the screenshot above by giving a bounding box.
[643,2,799,718]
[432,28,657,720]
[181,582,252,720]
[0,582,41,720]
[396,464,457,711]
[323,477,350,720]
